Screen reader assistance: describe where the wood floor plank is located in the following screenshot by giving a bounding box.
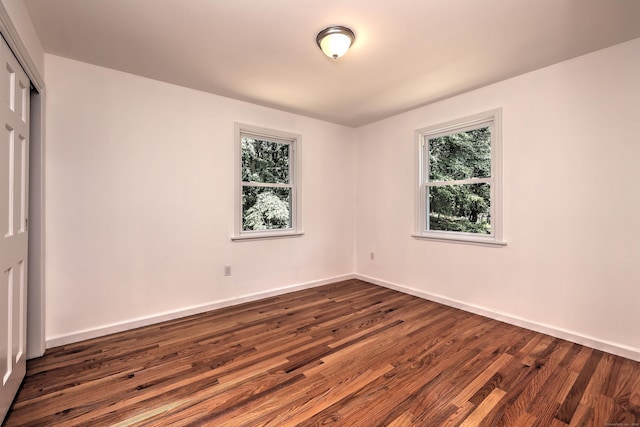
[631,373,640,406]
[491,340,573,426]
[440,401,477,427]
[460,387,507,426]
[556,349,604,423]
[451,353,512,407]
[4,279,639,426]
[513,412,537,427]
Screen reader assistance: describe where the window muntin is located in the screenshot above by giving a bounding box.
[416,109,503,245]
[234,124,302,240]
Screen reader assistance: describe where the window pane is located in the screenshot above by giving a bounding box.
[428,127,491,181]
[242,186,292,231]
[242,137,290,184]
[427,183,491,234]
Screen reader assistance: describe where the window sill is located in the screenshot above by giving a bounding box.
[411,233,506,247]
[231,231,305,242]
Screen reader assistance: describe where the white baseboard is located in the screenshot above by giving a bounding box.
[356,274,640,363]
[46,274,357,349]
[46,272,640,363]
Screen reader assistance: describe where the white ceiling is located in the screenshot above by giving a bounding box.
[23,0,640,127]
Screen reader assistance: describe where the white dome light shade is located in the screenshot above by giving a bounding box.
[316,26,355,59]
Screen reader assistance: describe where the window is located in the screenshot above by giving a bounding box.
[414,109,504,245]
[233,123,302,240]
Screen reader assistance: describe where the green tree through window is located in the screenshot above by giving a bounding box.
[428,128,492,234]
[241,137,293,231]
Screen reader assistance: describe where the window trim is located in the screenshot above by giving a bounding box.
[413,108,505,246]
[232,123,303,241]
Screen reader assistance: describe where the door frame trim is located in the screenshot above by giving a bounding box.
[0,5,44,92]
[0,3,46,358]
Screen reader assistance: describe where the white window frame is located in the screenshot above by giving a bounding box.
[232,123,303,241]
[413,108,505,246]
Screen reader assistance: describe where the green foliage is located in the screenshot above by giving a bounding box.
[242,138,289,183]
[241,137,292,231]
[243,188,291,230]
[429,127,491,181]
[428,128,492,234]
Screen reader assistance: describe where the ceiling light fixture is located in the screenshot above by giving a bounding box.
[316,26,355,59]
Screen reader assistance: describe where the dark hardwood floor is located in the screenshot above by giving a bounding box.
[4,279,639,426]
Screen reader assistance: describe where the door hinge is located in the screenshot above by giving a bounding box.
[25,218,28,231]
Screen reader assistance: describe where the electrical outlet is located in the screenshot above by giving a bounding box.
[224,266,231,276]
[370,252,375,261]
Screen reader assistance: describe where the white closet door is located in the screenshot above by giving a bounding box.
[0,34,29,422]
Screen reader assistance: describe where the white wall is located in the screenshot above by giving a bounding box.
[44,55,356,344]
[355,38,640,360]
[43,38,640,360]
